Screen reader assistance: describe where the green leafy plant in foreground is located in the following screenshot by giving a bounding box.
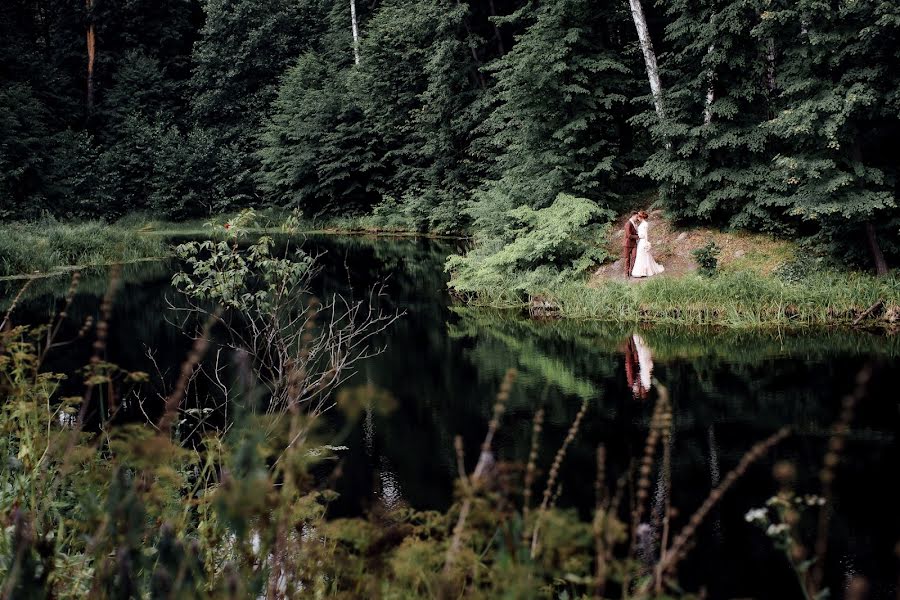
[2,238,831,600]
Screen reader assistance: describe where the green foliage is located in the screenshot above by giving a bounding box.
[447,194,614,297]
[476,0,635,211]
[634,0,775,230]
[751,0,900,264]
[256,53,382,216]
[190,0,334,208]
[172,236,313,312]
[692,241,721,277]
[632,0,900,266]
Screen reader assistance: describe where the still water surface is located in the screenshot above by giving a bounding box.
[2,235,898,599]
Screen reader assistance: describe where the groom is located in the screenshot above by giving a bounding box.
[622,212,642,277]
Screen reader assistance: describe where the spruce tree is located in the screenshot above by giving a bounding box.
[634,0,776,230]
[256,54,382,215]
[190,0,332,207]
[753,0,898,271]
[353,0,487,231]
[470,0,635,224]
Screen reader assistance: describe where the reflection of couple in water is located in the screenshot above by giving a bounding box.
[623,333,653,399]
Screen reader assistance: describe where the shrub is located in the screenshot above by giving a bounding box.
[692,241,721,277]
[447,193,614,297]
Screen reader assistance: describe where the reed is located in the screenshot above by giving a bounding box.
[530,398,589,558]
[521,407,545,533]
[810,365,873,594]
[656,427,791,580]
[443,368,517,577]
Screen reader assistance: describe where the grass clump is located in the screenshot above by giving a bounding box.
[0,220,166,276]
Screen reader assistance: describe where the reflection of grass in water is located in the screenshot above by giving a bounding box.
[450,307,900,361]
[447,307,898,438]
[0,259,173,312]
[449,313,600,402]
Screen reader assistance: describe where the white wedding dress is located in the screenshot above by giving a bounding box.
[631,220,665,278]
[633,333,654,393]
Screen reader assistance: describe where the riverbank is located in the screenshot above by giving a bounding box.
[3,216,897,330]
[450,214,900,329]
[0,221,168,277]
[528,272,900,328]
[0,212,464,278]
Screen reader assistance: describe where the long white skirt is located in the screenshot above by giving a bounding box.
[631,240,665,278]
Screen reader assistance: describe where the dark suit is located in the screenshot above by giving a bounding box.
[623,218,640,276]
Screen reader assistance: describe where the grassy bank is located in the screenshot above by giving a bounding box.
[121,209,464,239]
[457,269,900,328]
[449,210,900,329]
[0,212,455,278]
[0,221,167,277]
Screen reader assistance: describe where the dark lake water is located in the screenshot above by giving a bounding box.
[2,235,898,599]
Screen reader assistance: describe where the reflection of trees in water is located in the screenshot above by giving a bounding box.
[446,309,897,596]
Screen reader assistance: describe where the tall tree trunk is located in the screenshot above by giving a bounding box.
[350,0,361,65]
[628,0,664,119]
[865,222,889,276]
[851,141,889,276]
[488,0,505,55]
[765,38,776,92]
[456,0,487,88]
[85,0,96,109]
[703,44,715,124]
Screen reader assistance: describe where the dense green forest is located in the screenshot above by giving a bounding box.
[2,0,898,271]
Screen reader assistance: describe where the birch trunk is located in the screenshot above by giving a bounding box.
[628,0,664,119]
[350,0,360,65]
[703,44,715,124]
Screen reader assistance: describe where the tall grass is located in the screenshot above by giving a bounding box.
[461,270,900,328]
[0,221,166,276]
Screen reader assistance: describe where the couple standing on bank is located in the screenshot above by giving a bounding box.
[623,210,665,278]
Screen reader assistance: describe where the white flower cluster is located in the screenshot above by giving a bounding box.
[744,508,768,523]
[766,523,790,537]
[794,494,826,506]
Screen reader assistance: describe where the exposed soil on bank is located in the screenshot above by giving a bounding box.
[590,209,794,284]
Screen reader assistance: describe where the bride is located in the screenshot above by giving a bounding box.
[631,211,665,278]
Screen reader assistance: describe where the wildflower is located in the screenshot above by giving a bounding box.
[745,508,768,523]
[766,523,789,537]
[224,223,232,230]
